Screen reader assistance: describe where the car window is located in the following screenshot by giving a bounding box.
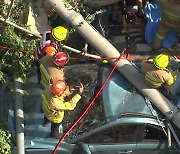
[78,124,144,143]
[142,124,167,141]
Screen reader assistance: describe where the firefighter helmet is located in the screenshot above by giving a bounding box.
[53,52,69,67]
[52,26,68,41]
[42,46,58,56]
[154,54,170,69]
[51,80,66,96]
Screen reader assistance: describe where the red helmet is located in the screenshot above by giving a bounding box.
[51,80,66,96]
[53,52,69,67]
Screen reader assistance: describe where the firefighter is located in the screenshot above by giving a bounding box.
[35,26,69,62]
[152,0,180,50]
[41,80,84,138]
[39,51,69,89]
[141,53,179,98]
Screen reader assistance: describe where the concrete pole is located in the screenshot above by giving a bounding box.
[14,78,25,154]
[46,0,180,129]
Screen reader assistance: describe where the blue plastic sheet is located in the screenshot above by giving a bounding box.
[144,2,179,48]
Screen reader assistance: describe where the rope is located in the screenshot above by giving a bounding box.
[0,45,34,54]
[52,50,126,154]
[3,45,179,62]
[0,45,139,61]
[70,54,137,61]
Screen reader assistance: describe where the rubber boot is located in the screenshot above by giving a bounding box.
[50,123,63,138]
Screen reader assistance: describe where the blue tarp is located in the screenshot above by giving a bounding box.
[144,2,179,48]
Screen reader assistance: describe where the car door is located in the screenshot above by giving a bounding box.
[134,124,180,154]
[72,124,145,154]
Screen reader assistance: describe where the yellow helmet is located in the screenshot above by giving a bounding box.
[153,54,170,69]
[52,26,68,41]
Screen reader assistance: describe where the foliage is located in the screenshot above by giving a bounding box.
[0,0,39,84]
[0,129,11,154]
[63,0,88,13]
[0,117,16,154]
[0,0,92,84]
[0,0,89,152]
[0,1,36,151]
[50,0,90,29]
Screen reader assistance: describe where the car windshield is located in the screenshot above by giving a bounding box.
[101,65,164,121]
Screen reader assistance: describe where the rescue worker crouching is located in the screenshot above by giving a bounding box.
[35,26,69,62]
[39,51,69,89]
[152,0,180,50]
[41,80,84,138]
[141,53,179,99]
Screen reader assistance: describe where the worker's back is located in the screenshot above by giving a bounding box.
[39,55,65,88]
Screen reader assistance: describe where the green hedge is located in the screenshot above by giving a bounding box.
[0,117,16,154]
[0,128,11,154]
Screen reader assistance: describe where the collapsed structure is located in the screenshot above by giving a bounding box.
[1,0,180,154]
[46,0,180,129]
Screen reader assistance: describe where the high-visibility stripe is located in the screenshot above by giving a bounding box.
[41,93,63,123]
[42,93,54,116]
[40,80,49,89]
[40,72,49,86]
[162,10,180,27]
[164,10,180,19]
[145,73,163,88]
[42,94,50,110]
[163,21,180,28]
[40,64,51,87]
[167,77,174,85]
[156,33,165,40]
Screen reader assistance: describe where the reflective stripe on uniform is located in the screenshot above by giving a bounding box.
[164,10,180,19]
[163,21,179,28]
[163,10,180,27]
[167,77,174,85]
[145,73,164,88]
[40,64,51,88]
[40,80,49,89]
[42,94,51,112]
[156,33,165,40]
[41,93,63,123]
